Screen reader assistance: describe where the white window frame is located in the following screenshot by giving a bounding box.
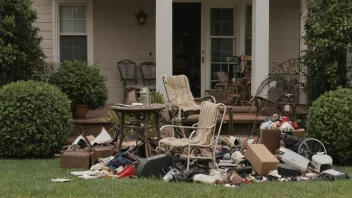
[52,0,94,63]
[209,7,237,86]
[205,2,239,90]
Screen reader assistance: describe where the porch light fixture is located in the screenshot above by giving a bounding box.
[136,9,148,25]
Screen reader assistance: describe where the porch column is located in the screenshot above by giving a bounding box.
[156,0,173,96]
[251,0,270,96]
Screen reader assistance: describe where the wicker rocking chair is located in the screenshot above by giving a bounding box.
[163,75,216,119]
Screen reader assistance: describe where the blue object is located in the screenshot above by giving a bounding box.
[108,152,132,170]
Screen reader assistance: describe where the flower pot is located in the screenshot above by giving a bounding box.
[73,104,89,119]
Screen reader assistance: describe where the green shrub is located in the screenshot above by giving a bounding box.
[303,0,352,103]
[306,88,352,164]
[50,61,108,110]
[0,81,73,158]
[0,0,46,86]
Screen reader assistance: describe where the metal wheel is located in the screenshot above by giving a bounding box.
[298,138,327,160]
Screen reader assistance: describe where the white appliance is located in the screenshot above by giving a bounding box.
[278,148,310,173]
[311,154,333,172]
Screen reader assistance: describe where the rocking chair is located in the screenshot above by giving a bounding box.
[163,75,216,119]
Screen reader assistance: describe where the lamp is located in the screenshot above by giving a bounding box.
[136,9,148,25]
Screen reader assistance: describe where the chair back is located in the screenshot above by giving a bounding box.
[191,101,221,145]
[163,75,197,108]
[240,55,251,73]
[139,61,156,82]
[217,72,229,83]
[117,60,137,81]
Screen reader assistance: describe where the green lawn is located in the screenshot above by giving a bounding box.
[0,159,351,198]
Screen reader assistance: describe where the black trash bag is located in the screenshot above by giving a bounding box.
[280,133,305,153]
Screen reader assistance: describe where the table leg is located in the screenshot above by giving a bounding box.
[143,112,151,158]
[156,110,161,139]
[117,112,125,150]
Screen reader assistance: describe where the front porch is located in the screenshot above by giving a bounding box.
[34,0,307,104]
[70,104,308,144]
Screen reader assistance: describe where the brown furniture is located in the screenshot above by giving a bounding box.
[111,105,166,157]
[216,71,232,105]
[240,55,252,74]
[230,83,245,105]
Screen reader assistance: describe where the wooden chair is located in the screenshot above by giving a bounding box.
[117,60,140,103]
[240,55,252,74]
[216,71,232,105]
[158,101,226,170]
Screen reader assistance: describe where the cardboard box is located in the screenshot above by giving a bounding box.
[244,144,279,176]
[259,129,281,154]
[91,145,115,163]
[259,129,306,154]
[291,129,306,138]
[61,151,93,169]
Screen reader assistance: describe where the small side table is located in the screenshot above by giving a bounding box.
[278,102,302,121]
[111,105,166,157]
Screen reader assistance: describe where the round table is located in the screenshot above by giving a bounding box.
[111,105,166,157]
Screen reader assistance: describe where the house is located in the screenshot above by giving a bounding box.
[32,0,308,104]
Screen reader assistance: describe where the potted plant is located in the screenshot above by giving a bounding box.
[50,61,108,118]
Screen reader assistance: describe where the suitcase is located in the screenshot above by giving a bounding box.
[135,154,174,178]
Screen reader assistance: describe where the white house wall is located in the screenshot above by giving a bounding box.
[32,0,301,103]
[269,0,301,71]
[33,0,53,62]
[32,0,156,104]
[93,0,156,103]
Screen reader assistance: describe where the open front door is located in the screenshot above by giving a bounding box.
[173,3,201,97]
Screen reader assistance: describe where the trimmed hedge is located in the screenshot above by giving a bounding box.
[306,88,352,164]
[0,81,73,158]
[50,61,108,110]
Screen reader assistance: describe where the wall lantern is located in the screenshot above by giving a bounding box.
[137,9,148,25]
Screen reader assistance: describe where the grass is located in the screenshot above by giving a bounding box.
[0,159,351,198]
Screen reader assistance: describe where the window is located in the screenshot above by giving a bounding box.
[59,6,88,62]
[210,8,235,88]
[245,6,252,56]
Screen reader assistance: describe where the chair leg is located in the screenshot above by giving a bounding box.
[122,88,127,104]
[239,97,244,106]
[233,96,238,106]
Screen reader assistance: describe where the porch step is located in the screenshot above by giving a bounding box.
[68,105,308,144]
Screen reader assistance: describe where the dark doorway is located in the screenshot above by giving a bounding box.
[173,3,201,97]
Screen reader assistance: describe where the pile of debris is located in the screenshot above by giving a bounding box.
[60,127,115,169]
[58,124,349,186]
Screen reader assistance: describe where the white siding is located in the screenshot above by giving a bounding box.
[32,0,301,103]
[32,0,53,61]
[93,0,156,103]
[269,0,301,71]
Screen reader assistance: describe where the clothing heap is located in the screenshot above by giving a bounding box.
[260,114,300,132]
